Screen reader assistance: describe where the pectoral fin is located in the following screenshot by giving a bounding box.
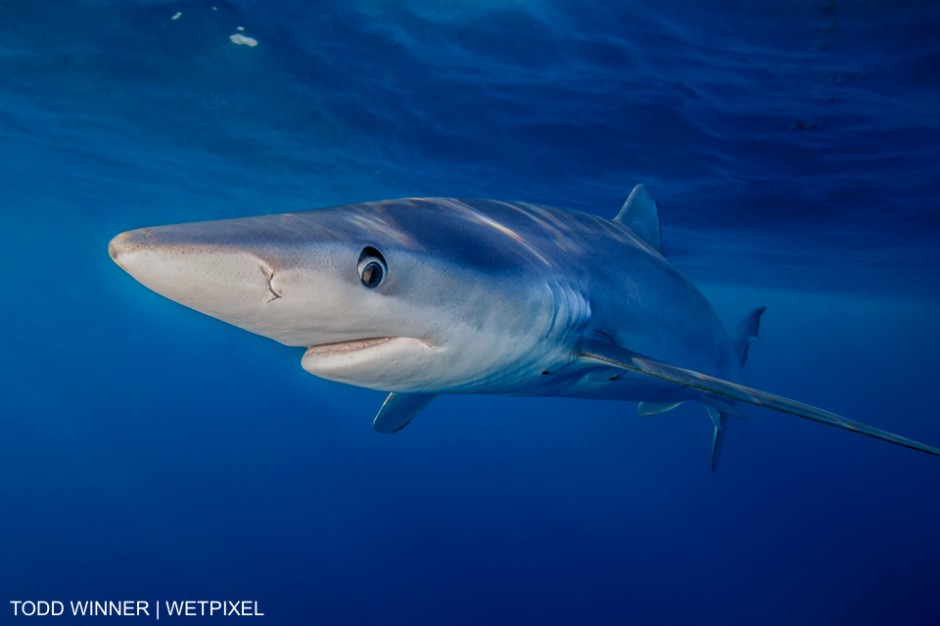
[578,339,940,458]
[373,392,436,433]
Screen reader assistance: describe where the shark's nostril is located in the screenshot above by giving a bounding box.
[259,264,282,302]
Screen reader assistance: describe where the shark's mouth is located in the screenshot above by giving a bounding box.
[306,336,396,357]
[302,336,437,387]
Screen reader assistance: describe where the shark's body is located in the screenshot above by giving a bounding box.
[109,186,940,468]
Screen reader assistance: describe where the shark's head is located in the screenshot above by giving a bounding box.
[109,199,579,393]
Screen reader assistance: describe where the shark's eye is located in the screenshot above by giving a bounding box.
[360,262,384,288]
[358,246,387,289]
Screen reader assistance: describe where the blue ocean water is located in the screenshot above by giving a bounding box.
[2,1,939,624]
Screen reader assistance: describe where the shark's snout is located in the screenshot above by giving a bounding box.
[109,225,282,327]
[108,230,137,268]
[108,236,120,262]
[109,228,164,269]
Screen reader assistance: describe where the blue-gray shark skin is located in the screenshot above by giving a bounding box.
[108,185,940,469]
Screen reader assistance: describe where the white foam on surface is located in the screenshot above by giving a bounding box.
[229,33,258,47]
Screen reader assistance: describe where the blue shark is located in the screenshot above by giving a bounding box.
[108,185,940,469]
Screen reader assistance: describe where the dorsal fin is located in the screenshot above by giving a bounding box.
[614,184,664,255]
[732,306,767,367]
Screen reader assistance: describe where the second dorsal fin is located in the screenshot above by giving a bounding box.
[614,184,664,255]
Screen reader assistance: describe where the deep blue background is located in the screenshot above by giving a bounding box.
[2,1,939,624]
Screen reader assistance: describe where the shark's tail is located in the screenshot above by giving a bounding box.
[708,306,767,471]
